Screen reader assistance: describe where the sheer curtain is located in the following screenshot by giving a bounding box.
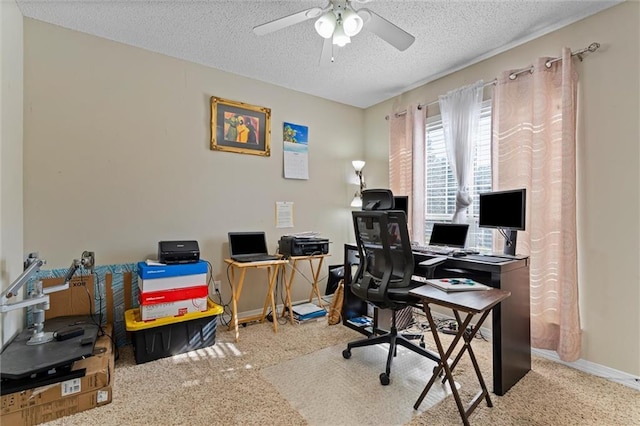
[439,81,484,223]
[492,48,581,361]
[389,104,425,243]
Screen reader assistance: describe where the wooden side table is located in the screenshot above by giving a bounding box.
[280,254,330,324]
[224,258,288,342]
[410,284,511,426]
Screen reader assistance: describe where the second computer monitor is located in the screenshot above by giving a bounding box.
[393,195,408,216]
[429,223,469,248]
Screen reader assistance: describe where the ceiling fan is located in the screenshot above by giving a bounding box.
[253,0,415,64]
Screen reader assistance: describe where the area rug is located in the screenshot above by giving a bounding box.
[261,342,457,426]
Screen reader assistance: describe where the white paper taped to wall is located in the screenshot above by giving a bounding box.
[276,201,294,228]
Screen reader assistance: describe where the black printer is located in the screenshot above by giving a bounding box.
[278,236,329,258]
[158,240,200,264]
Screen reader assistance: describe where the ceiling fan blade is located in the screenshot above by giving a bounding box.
[319,37,334,66]
[357,8,415,51]
[253,7,323,36]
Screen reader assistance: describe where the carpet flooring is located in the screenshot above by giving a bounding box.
[41,315,640,425]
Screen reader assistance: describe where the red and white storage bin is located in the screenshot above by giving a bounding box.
[137,261,209,321]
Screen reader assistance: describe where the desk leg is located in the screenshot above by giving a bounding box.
[307,257,326,308]
[281,260,297,324]
[228,267,247,343]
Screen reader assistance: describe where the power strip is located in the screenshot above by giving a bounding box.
[440,327,474,338]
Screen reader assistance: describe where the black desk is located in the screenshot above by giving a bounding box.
[342,243,531,396]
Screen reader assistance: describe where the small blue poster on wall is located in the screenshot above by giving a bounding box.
[283,122,309,180]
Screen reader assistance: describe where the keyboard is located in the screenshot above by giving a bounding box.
[411,245,455,255]
[231,254,280,263]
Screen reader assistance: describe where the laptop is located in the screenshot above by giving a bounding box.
[426,223,470,253]
[228,232,280,263]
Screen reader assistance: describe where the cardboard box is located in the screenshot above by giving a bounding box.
[1,386,112,426]
[137,273,207,293]
[1,325,114,416]
[138,284,208,305]
[137,260,208,280]
[138,296,209,320]
[42,275,95,320]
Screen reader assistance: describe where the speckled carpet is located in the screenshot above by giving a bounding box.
[42,315,640,426]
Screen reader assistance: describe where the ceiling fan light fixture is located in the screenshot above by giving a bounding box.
[315,11,337,39]
[332,23,351,47]
[341,8,363,37]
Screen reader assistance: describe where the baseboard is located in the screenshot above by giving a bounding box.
[422,309,640,391]
[531,348,640,391]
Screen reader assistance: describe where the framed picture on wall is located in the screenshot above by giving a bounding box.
[210,96,271,156]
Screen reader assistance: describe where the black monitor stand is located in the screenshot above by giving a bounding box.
[0,315,99,394]
[503,229,518,256]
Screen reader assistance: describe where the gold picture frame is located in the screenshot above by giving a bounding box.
[210,96,271,156]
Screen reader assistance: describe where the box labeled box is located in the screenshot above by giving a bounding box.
[1,386,112,426]
[137,260,208,280]
[138,273,207,293]
[1,325,114,415]
[138,295,209,320]
[126,299,223,364]
[138,284,208,305]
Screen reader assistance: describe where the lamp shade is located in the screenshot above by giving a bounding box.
[314,12,336,39]
[332,23,351,47]
[352,160,366,172]
[341,8,363,37]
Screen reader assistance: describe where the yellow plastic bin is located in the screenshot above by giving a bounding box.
[125,298,223,364]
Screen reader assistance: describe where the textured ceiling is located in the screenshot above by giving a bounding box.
[16,0,622,108]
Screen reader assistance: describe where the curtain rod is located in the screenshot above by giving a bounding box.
[386,42,601,120]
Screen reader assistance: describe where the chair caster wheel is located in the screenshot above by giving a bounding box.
[342,349,351,359]
[379,373,390,386]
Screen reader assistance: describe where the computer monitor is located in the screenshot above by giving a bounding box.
[393,195,408,216]
[429,223,469,248]
[479,188,526,255]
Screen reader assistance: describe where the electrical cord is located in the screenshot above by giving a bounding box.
[78,271,119,361]
[207,261,230,327]
[405,308,486,341]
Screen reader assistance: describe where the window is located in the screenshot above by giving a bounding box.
[424,100,492,250]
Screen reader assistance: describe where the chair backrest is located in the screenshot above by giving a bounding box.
[351,209,414,309]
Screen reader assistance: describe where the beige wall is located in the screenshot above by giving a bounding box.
[0,0,25,347]
[364,1,640,376]
[23,19,363,315]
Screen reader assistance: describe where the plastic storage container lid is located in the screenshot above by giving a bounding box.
[125,298,223,331]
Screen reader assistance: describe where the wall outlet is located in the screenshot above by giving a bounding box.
[213,280,221,292]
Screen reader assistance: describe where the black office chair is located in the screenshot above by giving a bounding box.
[342,209,445,385]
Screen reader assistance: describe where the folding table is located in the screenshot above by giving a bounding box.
[410,284,511,426]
